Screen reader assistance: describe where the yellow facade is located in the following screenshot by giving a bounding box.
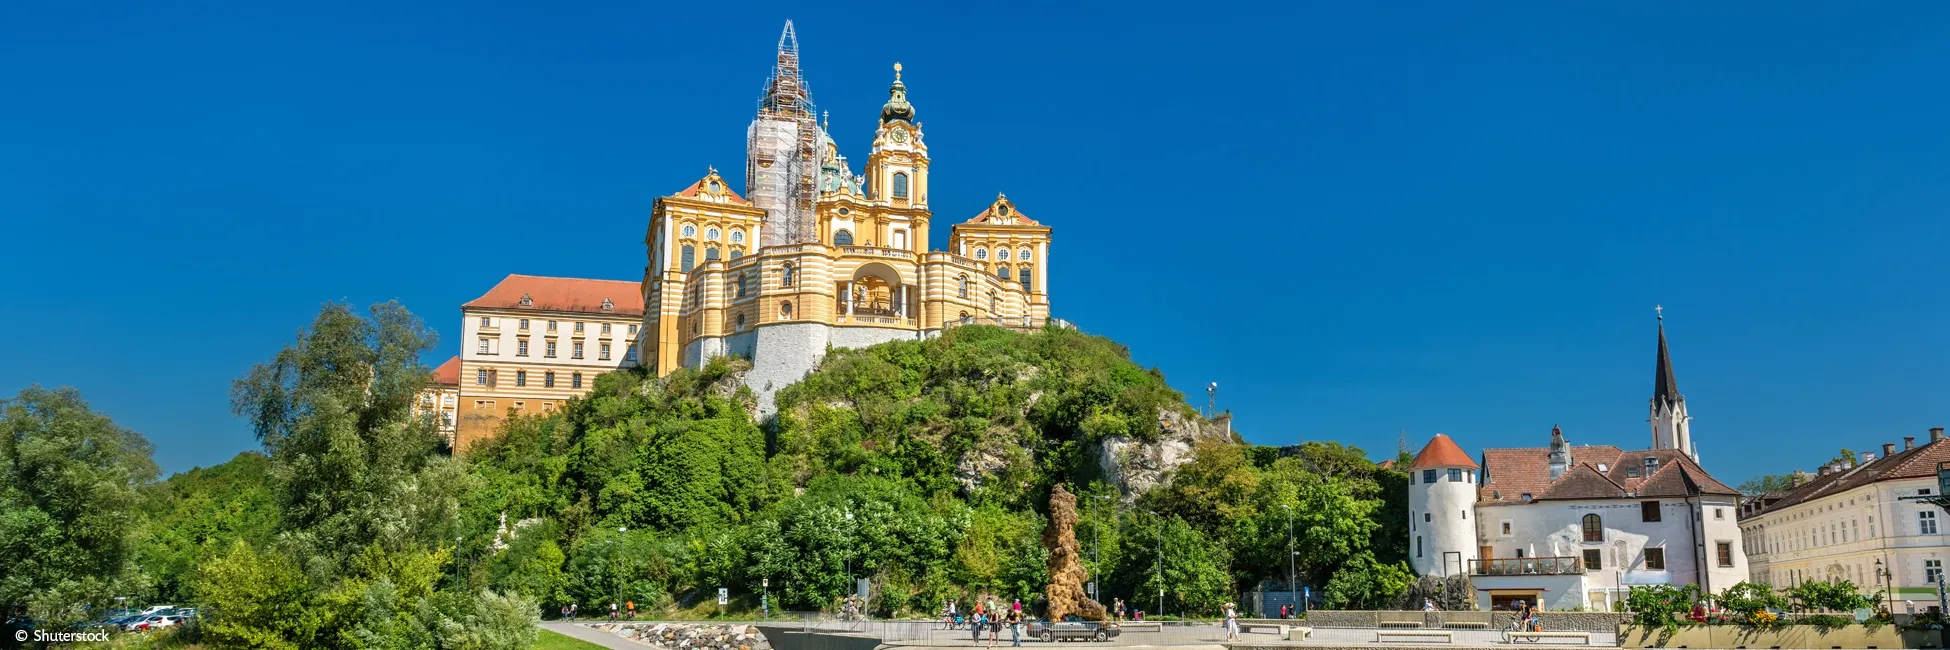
[636,54,1052,377]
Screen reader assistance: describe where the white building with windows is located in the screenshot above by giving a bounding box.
[1408,316,1749,611]
[1738,428,1950,608]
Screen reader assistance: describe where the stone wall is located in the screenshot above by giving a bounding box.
[583,622,773,650]
[1297,610,1624,633]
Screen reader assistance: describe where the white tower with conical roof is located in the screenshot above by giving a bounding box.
[1408,433,1481,576]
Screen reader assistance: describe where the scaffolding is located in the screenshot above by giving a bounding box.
[748,20,820,248]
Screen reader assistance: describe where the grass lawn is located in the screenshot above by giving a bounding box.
[535,628,612,650]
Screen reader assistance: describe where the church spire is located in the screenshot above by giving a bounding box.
[1652,306,1681,408]
[759,20,813,118]
[1648,306,1696,461]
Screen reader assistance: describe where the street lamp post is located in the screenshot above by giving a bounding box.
[1148,511,1163,618]
[1877,558,1894,616]
[617,526,627,618]
[1093,494,1111,603]
[1284,504,1295,618]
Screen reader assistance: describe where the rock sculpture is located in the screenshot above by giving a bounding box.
[1043,484,1109,621]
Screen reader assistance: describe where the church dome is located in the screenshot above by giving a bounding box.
[880,62,915,124]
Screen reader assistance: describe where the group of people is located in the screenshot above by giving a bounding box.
[941,597,1028,647]
[1109,598,1141,621]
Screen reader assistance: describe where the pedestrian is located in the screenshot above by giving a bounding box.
[1115,599,1124,621]
[971,610,986,645]
[1008,607,1023,647]
[1224,602,1239,642]
[570,602,577,620]
[988,606,1002,647]
[1423,598,1436,612]
[628,600,636,620]
[610,602,618,621]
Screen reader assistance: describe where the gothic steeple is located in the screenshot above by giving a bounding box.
[759,20,813,118]
[1652,309,1681,409]
[1648,306,1696,461]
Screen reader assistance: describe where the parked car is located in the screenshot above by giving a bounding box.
[133,614,184,631]
[1026,615,1120,642]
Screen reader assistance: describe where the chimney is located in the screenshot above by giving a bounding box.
[1884,443,1898,457]
[1932,427,1945,443]
[1906,436,1917,451]
[1791,469,1811,486]
[1861,452,1876,465]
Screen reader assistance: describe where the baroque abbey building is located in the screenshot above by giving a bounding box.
[634,22,1054,413]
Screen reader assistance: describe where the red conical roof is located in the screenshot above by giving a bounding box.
[1410,434,1479,469]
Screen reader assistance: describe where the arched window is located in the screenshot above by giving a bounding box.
[681,245,696,272]
[893,172,909,199]
[999,267,1012,280]
[989,290,998,314]
[834,229,854,246]
[1019,268,1032,292]
[731,230,745,244]
[735,274,747,298]
[1020,248,1033,261]
[998,248,1010,261]
[958,274,969,298]
[706,247,721,261]
[706,227,721,241]
[975,248,988,260]
[781,262,796,288]
[681,224,696,238]
[1582,514,1603,542]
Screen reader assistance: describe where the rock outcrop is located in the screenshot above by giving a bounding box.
[1094,410,1233,499]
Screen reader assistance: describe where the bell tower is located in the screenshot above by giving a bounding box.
[1648,306,1696,461]
[866,63,929,210]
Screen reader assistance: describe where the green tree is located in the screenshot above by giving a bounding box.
[194,540,317,650]
[1319,551,1413,610]
[0,386,158,625]
[134,451,280,602]
[230,301,469,575]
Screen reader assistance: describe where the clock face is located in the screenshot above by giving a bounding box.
[890,128,908,143]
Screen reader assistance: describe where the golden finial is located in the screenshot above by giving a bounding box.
[707,165,718,176]
[893,62,902,82]
[821,110,829,129]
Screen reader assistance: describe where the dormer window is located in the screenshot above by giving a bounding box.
[601,298,615,313]
[1597,463,1609,472]
[519,293,533,308]
[1521,493,1533,501]
[1644,457,1660,471]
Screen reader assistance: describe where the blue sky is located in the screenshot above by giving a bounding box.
[3,1,1946,485]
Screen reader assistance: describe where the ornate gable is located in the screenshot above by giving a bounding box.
[672,168,750,205]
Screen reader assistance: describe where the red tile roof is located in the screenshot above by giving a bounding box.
[1410,434,1479,469]
[1743,437,1950,518]
[1479,441,1739,503]
[430,356,460,386]
[463,274,644,316]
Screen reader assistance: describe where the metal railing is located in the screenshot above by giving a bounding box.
[1470,556,1585,575]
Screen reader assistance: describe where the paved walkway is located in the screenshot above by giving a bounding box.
[541,621,651,649]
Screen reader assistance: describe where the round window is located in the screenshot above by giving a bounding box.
[737,314,746,328]
[998,249,1010,260]
[706,228,721,241]
[975,248,988,260]
[1020,249,1033,261]
[731,230,745,244]
[838,207,850,215]
[682,225,696,238]
[780,301,793,318]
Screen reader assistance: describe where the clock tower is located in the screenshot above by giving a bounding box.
[866,63,929,210]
